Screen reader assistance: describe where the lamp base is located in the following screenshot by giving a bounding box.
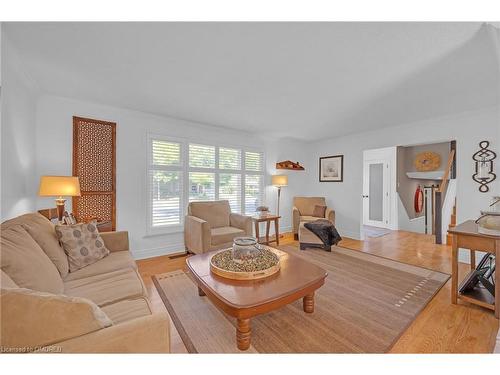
[55,198,66,222]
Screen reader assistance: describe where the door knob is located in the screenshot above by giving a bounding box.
[362,195,369,198]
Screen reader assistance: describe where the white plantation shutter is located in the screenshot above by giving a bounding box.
[219,173,241,213]
[244,174,263,215]
[189,172,215,202]
[152,140,181,166]
[245,151,262,172]
[149,136,264,232]
[149,139,183,229]
[219,148,241,170]
[150,170,183,226]
[189,144,215,168]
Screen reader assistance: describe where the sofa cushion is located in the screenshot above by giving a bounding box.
[64,268,147,307]
[0,224,64,294]
[1,270,18,289]
[64,251,137,282]
[294,197,327,216]
[19,213,70,277]
[55,222,110,272]
[101,297,152,324]
[0,288,112,350]
[189,200,230,228]
[300,215,319,223]
[211,226,245,246]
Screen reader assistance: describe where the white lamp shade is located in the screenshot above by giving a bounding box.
[271,174,288,187]
[38,176,81,197]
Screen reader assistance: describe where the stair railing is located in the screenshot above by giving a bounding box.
[434,149,456,244]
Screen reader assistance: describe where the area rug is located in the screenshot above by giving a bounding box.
[152,245,449,353]
[363,225,392,238]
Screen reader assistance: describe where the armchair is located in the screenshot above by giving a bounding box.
[292,197,335,239]
[184,200,253,254]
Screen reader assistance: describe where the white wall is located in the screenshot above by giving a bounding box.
[305,106,500,254]
[0,33,39,220]
[263,137,312,234]
[35,95,270,259]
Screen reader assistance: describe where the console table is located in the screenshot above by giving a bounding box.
[448,220,499,318]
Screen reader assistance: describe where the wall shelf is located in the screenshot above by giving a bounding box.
[406,171,445,180]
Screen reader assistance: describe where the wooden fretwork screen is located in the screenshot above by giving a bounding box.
[72,116,116,230]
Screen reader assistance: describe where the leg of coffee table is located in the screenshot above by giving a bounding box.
[236,318,251,350]
[198,286,206,296]
[303,293,314,313]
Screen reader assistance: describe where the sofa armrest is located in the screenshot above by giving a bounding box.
[292,207,301,234]
[184,215,211,254]
[53,313,170,353]
[0,288,112,350]
[326,208,335,225]
[100,231,129,252]
[230,213,253,235]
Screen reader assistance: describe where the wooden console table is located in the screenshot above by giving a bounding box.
[252,214,281,246]
[448,220,499,318]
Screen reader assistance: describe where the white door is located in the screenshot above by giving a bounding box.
[363,159,390,228]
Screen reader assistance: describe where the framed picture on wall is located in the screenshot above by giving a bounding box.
[319,155,344,182]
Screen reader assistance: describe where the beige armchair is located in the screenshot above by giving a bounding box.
[293,197,335,239]
[184,200,253,254]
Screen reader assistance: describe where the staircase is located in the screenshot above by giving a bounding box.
[446,199,456,245]
[434,146,456,245]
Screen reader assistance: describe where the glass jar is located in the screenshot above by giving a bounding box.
[231,237,261,264]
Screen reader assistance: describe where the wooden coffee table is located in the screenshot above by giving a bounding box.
[186,247,327,350]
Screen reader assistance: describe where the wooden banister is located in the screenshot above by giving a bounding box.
[438,149,455,193]
[435,149,456,244]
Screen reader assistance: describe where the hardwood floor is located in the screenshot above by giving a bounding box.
[136,231,499,353]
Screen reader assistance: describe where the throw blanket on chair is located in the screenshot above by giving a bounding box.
[304,219,342,250]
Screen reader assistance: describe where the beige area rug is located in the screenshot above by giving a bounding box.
[152,245,449,353]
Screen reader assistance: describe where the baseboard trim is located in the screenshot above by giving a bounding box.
[338,229,361,240]
[132,243,185,260]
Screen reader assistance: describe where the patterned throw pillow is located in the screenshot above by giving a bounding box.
[312,205,327,218]
[55,222,110,272]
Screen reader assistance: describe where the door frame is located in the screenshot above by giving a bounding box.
[362,147,398,230]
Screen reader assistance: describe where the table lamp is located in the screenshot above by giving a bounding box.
[38,176,81,222]
[271,174,288,216]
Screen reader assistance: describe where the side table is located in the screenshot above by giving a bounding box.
[252,214,281,246]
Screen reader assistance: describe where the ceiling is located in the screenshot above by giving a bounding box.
[3,22,499,141]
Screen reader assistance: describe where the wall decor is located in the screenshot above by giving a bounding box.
[414,185,424,213]
[414,151,441,172]
[319,155,343,182]
[276,160,304,170]
[73,116,117,230]
[472,141,496,193]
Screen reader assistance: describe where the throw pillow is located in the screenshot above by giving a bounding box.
[312,205,327,218]
[55,222,110,272]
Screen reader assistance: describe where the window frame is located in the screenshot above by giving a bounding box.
[146,133,265,235]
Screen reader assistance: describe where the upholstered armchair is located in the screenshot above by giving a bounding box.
[184,200,253,254]
[292,197,335,239]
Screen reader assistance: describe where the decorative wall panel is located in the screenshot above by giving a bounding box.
[73,116,116,230]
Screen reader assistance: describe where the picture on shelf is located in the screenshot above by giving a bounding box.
[319,155,344,182]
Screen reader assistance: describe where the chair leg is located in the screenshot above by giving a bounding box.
[294,234,299,241]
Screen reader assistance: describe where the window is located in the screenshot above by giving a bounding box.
[148,136,264,232]
[149,139,183,229]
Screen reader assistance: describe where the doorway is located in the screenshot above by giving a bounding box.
[362,147,397,231]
